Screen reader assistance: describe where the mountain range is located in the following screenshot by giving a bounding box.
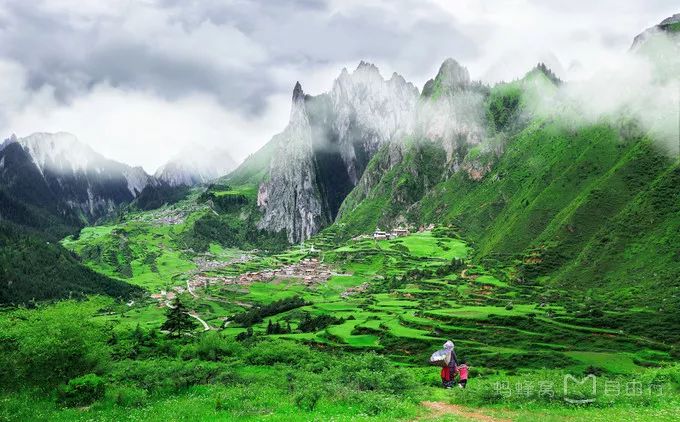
[0,13,678,310]
[0,132,236,235]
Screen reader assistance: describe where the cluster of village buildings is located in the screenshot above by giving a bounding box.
[352,224,435,241]
[226,258,335,287]
[340,282,370,298]
[150,289,178,301]
[150,257,339,304]
[150,225,433,305]
[193,254,252,272]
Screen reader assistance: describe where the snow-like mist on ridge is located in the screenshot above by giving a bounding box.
[524,32,680,155]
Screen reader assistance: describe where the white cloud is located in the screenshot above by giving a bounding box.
[0,0,677,171]
[0,61,289,172]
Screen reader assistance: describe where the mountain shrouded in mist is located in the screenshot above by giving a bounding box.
[4,9,680,420]
[223,12,680,245]
[0,132,156,235]
[251,59,495,243]
[154,146,236,187]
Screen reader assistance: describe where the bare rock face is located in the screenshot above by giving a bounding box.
[257,58,494,243]
[257,82,328,243]
[330,62,419,184]
[417,59,487,166]
[257,65,419,242]
[631,13,680,51]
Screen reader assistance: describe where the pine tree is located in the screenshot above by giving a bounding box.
[161,298,197,337]
[132,323,145,343]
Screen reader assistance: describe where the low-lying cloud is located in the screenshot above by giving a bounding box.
[525,32,679,155]
[0,0,677,170]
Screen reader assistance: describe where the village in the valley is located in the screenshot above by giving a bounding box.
[355,224,433,241]
[151,256,341,303]
[150,224,430,305]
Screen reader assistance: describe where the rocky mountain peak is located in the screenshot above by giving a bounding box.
[356,60,380,74]
[436,58,470,89]
[292,81,305,102]
[659,13,680,27]
[0,134,18,152]
[155,146,237,187]
[631,13,680,51]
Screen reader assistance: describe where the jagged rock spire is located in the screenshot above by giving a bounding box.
[292,81,304,102]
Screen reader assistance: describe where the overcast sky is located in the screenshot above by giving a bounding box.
[0,0,676,172]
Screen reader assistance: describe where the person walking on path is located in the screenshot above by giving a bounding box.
[440,340,458,388]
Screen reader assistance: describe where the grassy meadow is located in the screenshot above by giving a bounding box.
[2,206,679,421]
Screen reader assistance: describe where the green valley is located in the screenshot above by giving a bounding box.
[1,10,680,421]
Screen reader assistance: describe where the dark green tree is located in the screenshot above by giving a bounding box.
[161,298,197,337]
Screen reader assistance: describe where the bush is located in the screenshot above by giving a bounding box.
[0,300,111,388]
[109,385,147,408]
[244,339,312,366]
[57,374,106,407]
[294,388,322,411]
[336,353,416,394]
[109,359,225,394]
[350,391,412,417]
[187,331,243,361]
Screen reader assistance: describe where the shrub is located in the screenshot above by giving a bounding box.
[57,374,106,407]
[193,332,243,361]
[294,388,322,411]
[336,353,416,394]
[0,300,111,388]
[350,391,412,417]
[110,385,147,408]
[109,359,225,394]
[244,339,312,366]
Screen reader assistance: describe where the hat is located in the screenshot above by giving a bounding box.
[443,340,454,349]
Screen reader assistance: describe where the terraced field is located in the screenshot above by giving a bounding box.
[63,206,674,377]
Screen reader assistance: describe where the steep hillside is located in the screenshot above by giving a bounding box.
[0,132,155,235]
[0,222,142,305]
[225,59,495,243]
[230,63,419,242]
[0,132,154,304]
[334,70,679,322]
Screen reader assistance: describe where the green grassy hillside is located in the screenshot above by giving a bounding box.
[3,224,679,420]
[0,222,142,305]
[331,73,680,343]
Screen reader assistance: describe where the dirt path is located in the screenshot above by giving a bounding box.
[188,312,211,331]
[186,280,198,298]
[164,300,211,331]
[418,401,511,422]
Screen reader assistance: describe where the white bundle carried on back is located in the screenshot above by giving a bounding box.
[429,349,448,367]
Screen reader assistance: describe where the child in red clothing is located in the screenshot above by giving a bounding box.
[457,360,469,388]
